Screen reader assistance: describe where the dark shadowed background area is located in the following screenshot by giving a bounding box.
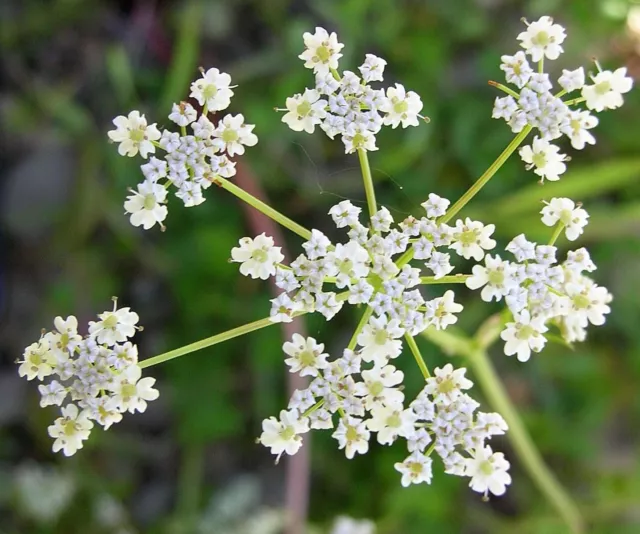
[1,0,640,533]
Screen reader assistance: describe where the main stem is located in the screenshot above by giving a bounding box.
[468,347,584,534]
[214,176,312,241]
[357,149,378,220]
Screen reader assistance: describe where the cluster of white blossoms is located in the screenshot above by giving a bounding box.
[231,196,497,334]
[260,338,511,498]
[280,27,424,153]
[108,68,257,230]
[492,16,633,182]
[17,302,158,456]
[465,197,611,361]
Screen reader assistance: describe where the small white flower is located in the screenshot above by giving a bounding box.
[466,255,517,302]
[124,181,168,230]
[558,68,585,93]
[168,102,197,127]
[48,404,93,457]
[561,109,598,150]
[500,51,533,88]
[582,68,633,112]
[189,68,234,112]
[366,403,417,445]
[283,334,329,377]
[359,54,387,82]
[421,193,450,219]
[425,290,463,330]
[380,84,423,128]
[540,198,589,241]
[108,111,161,158]
[424,251,454,279]
[302,229,332,259]
[110,365,159,414]
[332,416,370,459]
[565,282,611,327]
[328,241,370,288]
[519,136,567,182]
[371,207,394,233]
[465,445,512,497]
[394,451,433,487]
[315,291,344,320]
[212,114,258,156]
[46,315,82,361]
[450,218,496,261]
[492,96,518,121]
[506,233,536,261]
[38,381,68,407]
[357,315,404,365]
[315,72,340,94]
[141,157,168,182]
[355,364,404,410]
[88,306,139,346]
[282,89,328,133]
[231,233,284,280]
[517,16,566,62]
[342,124,377,154]
[500,310,548,362]
[260,409,310,460]
[299,27,344,75]
[87,396,123,430]
[270,293,303,323]
[424,364,473,405]
[329,200,361,228]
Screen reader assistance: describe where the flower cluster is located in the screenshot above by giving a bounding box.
[231,196,498,334]
[108,68,258,230]
[261,338,511,498]
[17,302,158,456]
[280,27,424,153]
[466,197,611,361]
[492,16,633,181]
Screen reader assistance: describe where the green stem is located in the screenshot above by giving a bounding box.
[357,149,378,221]
[140,315,298,368]
[302,399,325,418]
[419,274,471,284]
[440,125,532,225]
[213,176,312,240]
[564,96,586,107]
[548,222,565,246]
[348,306,373,350]
[488,81,520,99]
[467,347,584,534]
[404,333,430,378]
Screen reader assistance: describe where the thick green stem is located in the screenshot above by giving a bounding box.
[467,348,584,534]
[404,333,430,378]
[357,149,378,220]
[420,274,471,284]
[548,222,565,246]
[213,176,312,240]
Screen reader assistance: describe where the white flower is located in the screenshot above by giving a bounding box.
[38,381,68,407]
[141,157,168,182]
[394,451,433,487]
[282,89,328,133]
[299,27,344,74]
[359,54,387,82]
[380,84,423,128]
[269,293,303,323]
[517,16,566,62]
[342,124,378,154]
[465,445,512,496]
[355,364,404,410]
[168,102,197,127]
[366,403,417,445]
[561,109,598,150]
[48,404,93,457]
[124,181,168,230]
[450,218,496,261]
[46,315,82,360]
[425,251,454,279]
[332,416,370,459]
[329,200,362,228]
[108,111,161,158]
[492,96,518,121]
[110,365,159,414]
[328,241,370,288]
[506,233,536,261]
[18,341,57,381]
[87,396,123,430]
[500,310,548,362]
[499,51,533,88]
[582,68,633,112]
[88,306,139,347]
[540,198,589,241]
[302,229,332,259]
[565,282,611,327]
[425,290,463,330]
[189,68,234,112]
[260,409,310,460]
[315,291,344,320]
[466,255,517,302]
[558,67,585,93]
[424,364,473,405]
[519,136,566,182]
[421,193,450,219]
[212,114,258,156]
[357,315,404,365]
[231,233,284,280]
[283,334,329,377]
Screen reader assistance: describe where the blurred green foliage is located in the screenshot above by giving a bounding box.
[1,0,639,533]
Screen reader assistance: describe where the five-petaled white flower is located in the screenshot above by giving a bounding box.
[519,136,567,182]
[582,68,633,112]
[465,445,512,496]
[108,111,161,158]
[282,89,328,134]
[260,409,310,460]
[48,404,94,457]
[500,310,548,362]
[212,114,258,157]
[88,306,139,346]
[394,451,433,487]
[189,67,234,112]
[540,197,589,241]
[124,181,168,230]
[110,364,159,414]
[231,233,284,280]
[517,16,566,62]
[380,84,423,128]
[283,334,329,377]
[299,27,344,75]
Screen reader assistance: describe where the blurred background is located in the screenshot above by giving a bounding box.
[1,0,640,533]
